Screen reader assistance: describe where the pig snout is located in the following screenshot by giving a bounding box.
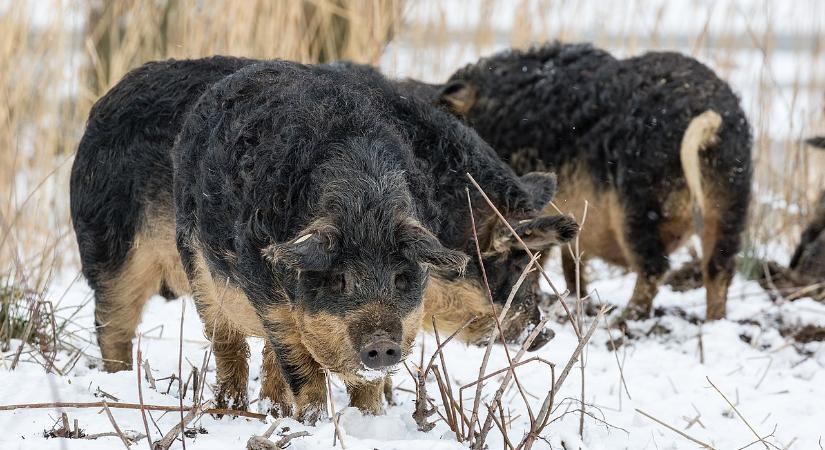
[358,332,402,369]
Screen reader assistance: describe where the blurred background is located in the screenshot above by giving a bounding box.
[1,0,824,295]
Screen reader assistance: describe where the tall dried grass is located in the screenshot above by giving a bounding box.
[0,0,402,279]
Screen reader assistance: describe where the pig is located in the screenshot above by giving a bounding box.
[435,42,752,321]
[70,57,577,420]
[789,137,825,280]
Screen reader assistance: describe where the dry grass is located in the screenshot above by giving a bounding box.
[0,0,403,277]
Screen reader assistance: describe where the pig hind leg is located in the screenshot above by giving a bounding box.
[620,197,670,320]
[95,242,163,372]
[700,177,748,320]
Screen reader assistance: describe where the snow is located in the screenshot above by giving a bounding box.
[1,245,824,449]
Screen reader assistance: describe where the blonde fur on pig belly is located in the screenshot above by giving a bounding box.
[421,276,498,346]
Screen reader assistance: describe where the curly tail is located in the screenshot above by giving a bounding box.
[680,110,722,216]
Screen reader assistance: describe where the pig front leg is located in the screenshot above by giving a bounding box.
[198,304,250,413]
[263,316,329,424]
[259,342,295,418]
[346,379,385,415]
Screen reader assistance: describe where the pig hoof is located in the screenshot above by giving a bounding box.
[526,326,555,351]
[257,397,293,418]
[616,305,651,323]
[296,404,327,425]
[214,388,249,418]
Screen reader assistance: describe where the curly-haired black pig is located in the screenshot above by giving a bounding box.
[436,42,752,320]
[789,137,825,279]
[70,57,576,420]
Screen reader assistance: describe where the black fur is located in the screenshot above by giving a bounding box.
[173,61,470,390]
[807,136,825,149]
[325,62,579,322]
[173,60,464,311]
[70,56,254,290]
[440,42,752,318]
[70,56,572,407]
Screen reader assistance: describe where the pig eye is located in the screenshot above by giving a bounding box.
[394,273,409,291]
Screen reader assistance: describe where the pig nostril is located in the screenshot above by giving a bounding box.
[360,339,402,369]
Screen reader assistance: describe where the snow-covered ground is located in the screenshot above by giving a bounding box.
[1,245,823,449]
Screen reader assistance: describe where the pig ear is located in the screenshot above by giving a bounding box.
[402,222,469,274]
[806,136,825,149]
[438,80,476,116]
[519,172,558,211]
[492,215,579,251]
[263,230,337,272]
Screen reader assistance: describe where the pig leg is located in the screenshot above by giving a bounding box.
[259,342,294,417]
[700,184,747,321]
[383,375,395,406]
[620,199,669,320]
[347,379,385,415]
[286,351,327,424]
[561,249,588,300]
[264,321,328,424]
[200,313,250,412]
[179,237,250,411]
[95,242,164,372]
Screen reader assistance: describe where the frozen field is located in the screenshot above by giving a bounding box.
[1,247,823,449]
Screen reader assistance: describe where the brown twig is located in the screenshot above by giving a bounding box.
[153,401,212,450]
[0,401,265,419]
[572,202,588,440]
[431,318,462,436]
[466,173,582,339]
[142,359,156,390]
[464,192,541,447]
[519,306,608,450]
[10,294,40,370]
[552,306,609,400]
[276,431,311,448]
[323,369,346,449]
[102,401,133,449]
[412,316,476,432]
[488,400,515,450]
[137,335,154,450]
[472,315,554,448]
[599,302,631,400]
[636,408,715,449]
[177,299,186,450]
[465,188,538,432]
[706,377,772,450]
[84,431,146,441]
